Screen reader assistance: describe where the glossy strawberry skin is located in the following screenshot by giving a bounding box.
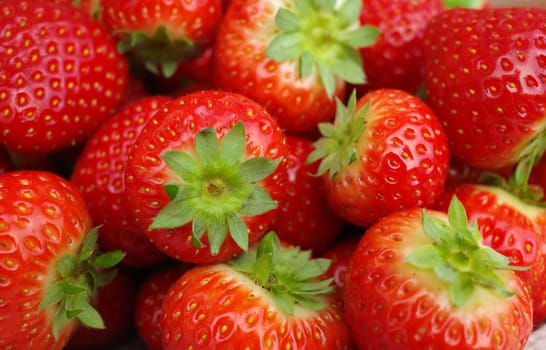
[134,263,189,350]
[356,0,445,94]
[212,0,344,134]
[0,0,129,153]
[435,184,546,326]
[271,135,345,254]
[0,171,94,350]
[124,90,288,264]
[324,89,449,228]
[71,96,171,267]
[343,208,533,349]
[161,263,353,349]
[423,7,546,169]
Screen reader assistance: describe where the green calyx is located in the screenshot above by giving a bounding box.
[481,130,546,205]
[117,25,205,78]
[39,227,125,339]
[406,196,528,308]
[307,90,368,178]
[266,0,380,98]
[229,232,334,315]
[442,0,487,9]
[150,122,281,256]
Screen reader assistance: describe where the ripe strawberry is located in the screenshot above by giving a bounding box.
[423,7,546,170]
[134,263,190,350]
[100,0,223,77]
[344,197,533,349]
[435,183,546,326]
[65,268,138,349]
[270,135,345,253]
[161,232,353,349]
[212,0,380,133]
[124,90,288,264]
[71,95,172,267]
[0,0,129,153]
[308,89,450,228]
[0,170,124,350]
[354,0,445,95]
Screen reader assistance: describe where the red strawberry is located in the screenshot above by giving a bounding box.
[423,7,546,170]
[270,135,345,253]
[71,95,172,267]
[354,0,445,95]
[0,0,129,153]
[161,232,353,349]
[65,268,138,349]
[308,89,450,228]
[0,170,124,350]
[100,0,223,77]
[134,263,190,350]
[435,183,546,326]
[124,90,289,264]
[212,0,380,133]
[343,197,533,349]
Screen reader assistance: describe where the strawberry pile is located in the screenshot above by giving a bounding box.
[0,0,545,349]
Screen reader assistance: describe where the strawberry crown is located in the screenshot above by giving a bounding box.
[150,122,281,256]
[229,232,334,314]
[307,90,367,178]
[480,131,546,205]
[39,226,125,338]
[406,196,527,308]
[266,0,380,98]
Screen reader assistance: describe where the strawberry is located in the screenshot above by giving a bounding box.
[100,0,224,77]
[0,170,124,350]
[71,95,172,267]
[212,0,380,133]
[343,197,533,349]
[0,0,129,153]
[134,263,190,350]
[65,268,138,349]
[423,7,546,170]
[435,183,546,326]
[354,0,445,95]
[160,232,353,349]
[308,89,450,228]
[124,90,289,264]
[270,135,345,253]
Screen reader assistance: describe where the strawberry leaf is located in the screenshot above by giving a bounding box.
[406,196,528,308]
[266,0,379,98]
[152,122,281,255]
[230,232,334,315]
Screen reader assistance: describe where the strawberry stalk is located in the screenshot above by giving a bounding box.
[39,227,125,338]
[406,196,528,307]
[150,122,281,255]
[229,232,334,314]
[266,0,380,98]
